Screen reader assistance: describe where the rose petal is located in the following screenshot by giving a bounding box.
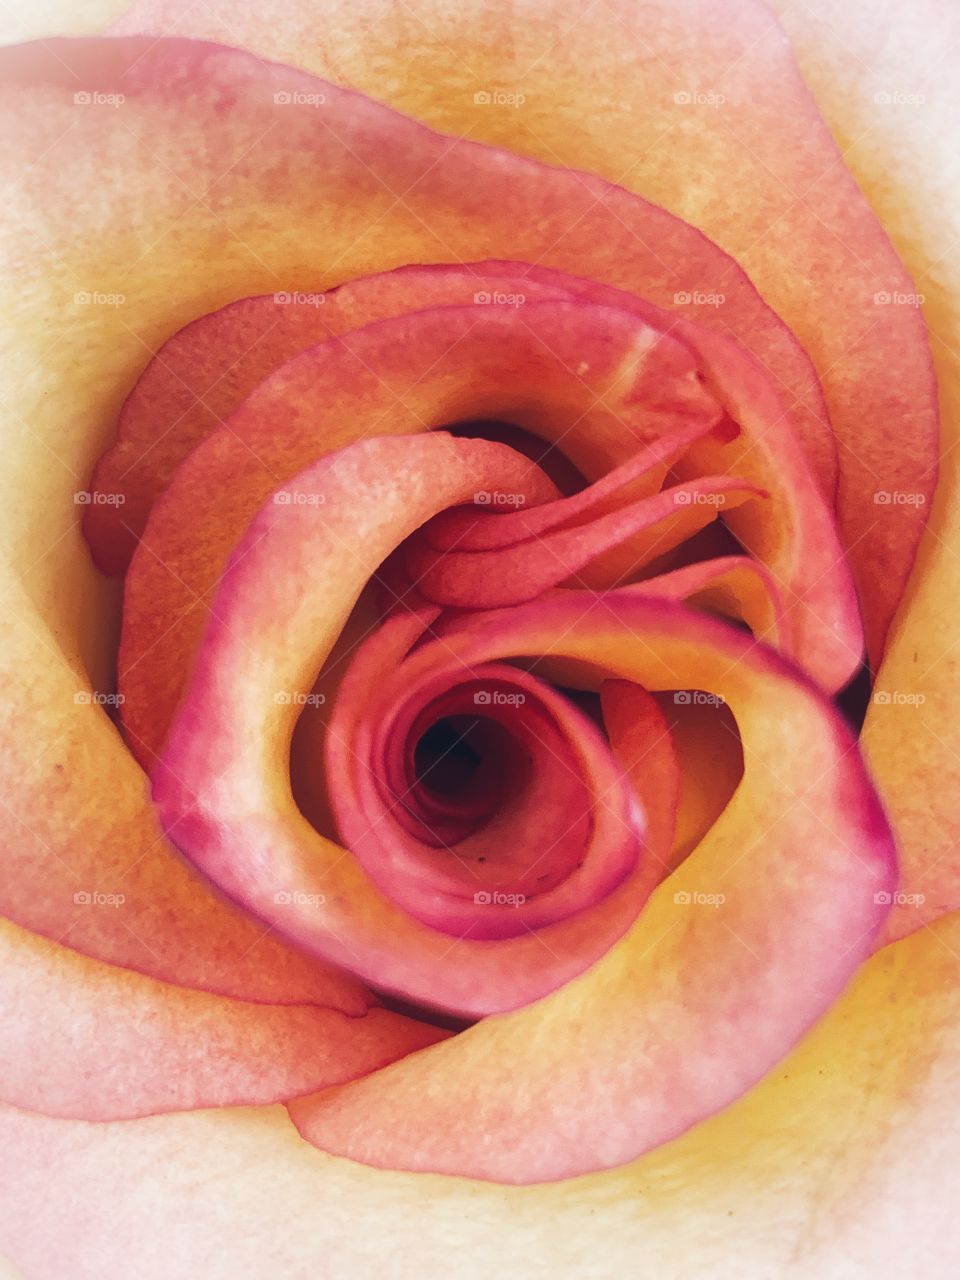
[0,566,371,1005]
[325,614,652,940]
[109,0,939,662]
[286,591,894,1180]
[149,416,893,1166]
[117,295,715,766]
[0,916,442,1119]
[600,679,680,863]
[405,476,766,610]
[152,434,668,1017]
[85,266,575,574]
[765,0,960,941]
[0,32,840,664]
[2,913,957,1274]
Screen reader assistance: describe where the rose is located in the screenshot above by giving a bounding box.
[0,2,952,1280]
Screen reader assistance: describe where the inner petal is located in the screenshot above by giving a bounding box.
[328,638,647,941]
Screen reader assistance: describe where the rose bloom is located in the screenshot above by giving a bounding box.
[0,0,957,1275]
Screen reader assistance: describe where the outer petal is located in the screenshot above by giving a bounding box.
[0,37,815,985]
[0,32,835,675]
[110,0,940,662]
[0,2,125,44]
[0,565,371,1006]
[765,4,960,938]
[1,916,958,1278]
[0,916,442,1120]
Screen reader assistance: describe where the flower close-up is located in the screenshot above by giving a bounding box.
[0,0,958,1276]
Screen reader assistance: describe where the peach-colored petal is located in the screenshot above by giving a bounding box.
[116,294,713,765]
[289,593,893,1180]
[766,1,960,939]
[0,916,442,1120]
[2,914,956,1277]
[110,0,939,663]
[85,266,573,574]
[152,435,669,1017]
[0,565,371,1006]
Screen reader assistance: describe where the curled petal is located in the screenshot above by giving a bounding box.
[326,615,656,940]
[109,0,939,659]
[151,435,676,1016]
[285,591,895,1180]
[118,296,719,765]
